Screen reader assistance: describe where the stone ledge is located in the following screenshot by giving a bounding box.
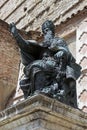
[0,94,87,130]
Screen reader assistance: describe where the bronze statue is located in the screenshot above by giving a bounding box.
[9,20,81,108]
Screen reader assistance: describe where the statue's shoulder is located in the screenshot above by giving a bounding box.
[54,37,67,47]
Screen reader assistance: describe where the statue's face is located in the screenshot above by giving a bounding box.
[43,27,53,36]
[42,20,55,36]
[43,28,54,43]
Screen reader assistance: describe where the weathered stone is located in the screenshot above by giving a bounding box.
[0,19,43,110]
[79,44,87,55]
[76,18,87,112]
[0,0,87,31]
[0,19,20,110]
[79,90,87,104]
[0,94,87,130]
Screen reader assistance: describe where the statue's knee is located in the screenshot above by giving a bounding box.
[20,78,30,90]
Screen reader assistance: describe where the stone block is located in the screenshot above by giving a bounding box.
[0,94,87,130]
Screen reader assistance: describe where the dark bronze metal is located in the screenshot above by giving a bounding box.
[9,20,81,108]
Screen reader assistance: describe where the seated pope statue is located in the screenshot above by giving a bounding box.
[9,20,81,108]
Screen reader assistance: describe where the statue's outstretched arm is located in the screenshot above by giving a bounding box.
[9,23,37,50]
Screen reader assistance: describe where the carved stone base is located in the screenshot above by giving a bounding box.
[0,94,87,130]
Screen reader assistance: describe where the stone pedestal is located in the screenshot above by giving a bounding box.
[0,94,87,130]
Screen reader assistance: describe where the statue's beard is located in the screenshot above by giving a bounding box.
[43,31,54,47]
[44,31,54,42]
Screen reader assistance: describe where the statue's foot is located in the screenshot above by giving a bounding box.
[33,90,41,95]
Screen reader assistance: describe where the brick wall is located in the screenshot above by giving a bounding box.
[0,20,43,109]
[0,20,20,110]
[0,0,87,32]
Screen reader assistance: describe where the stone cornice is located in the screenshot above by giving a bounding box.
[0,94,87,130]
[54,0,87,26]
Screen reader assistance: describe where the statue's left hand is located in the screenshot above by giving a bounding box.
[9,23,18,37]
[54,51,65,60]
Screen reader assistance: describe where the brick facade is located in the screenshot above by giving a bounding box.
[0,0,87,32]
[0,20,20,110]
[76,18,87,112]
